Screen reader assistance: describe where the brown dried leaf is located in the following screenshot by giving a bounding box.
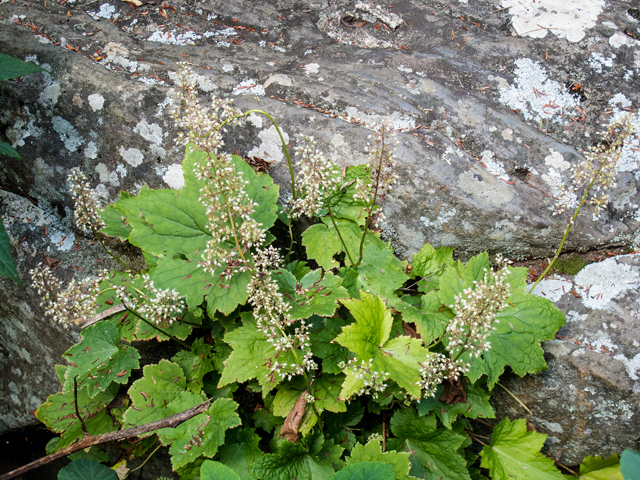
[43,256,60,267]
[122,0,143,6]
[279,391,308,442]
[439,378,467,405]
[402,321,420,339]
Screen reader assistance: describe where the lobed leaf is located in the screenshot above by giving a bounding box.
[345,438,415,480]
[391,407,471,480]
[479,417,563,480]
[62,319,140,398]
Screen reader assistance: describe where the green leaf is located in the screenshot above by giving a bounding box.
[114,189,210,258]
[621,450,640,480]
[36,378,118,449]
[391,407,471,480]
[356,236,409,306]
[411,244,454,278]
[172,338,215,393]
[99,205,132,240]
[302,223,343,270]
[57,459,118,480]
[397,297,450,346]
[310,316,352,374]
[216,427,263,480]
[149,255,209,311]
[327,165,371,226]
[123,360,188,427]
[331,462,395,480]
[68,446,110,463]
[345,438,414,480]
[0,141,21,159]
[0,217,22,288]
[219,313,295,394]
[200,460,242,480]
[206,270,252,316]
[336,293,429,399]
[277,269,349,320]
[62,320,140,398]
[438,252,489,307]
[462,292,566,388]
[0,53,46,82]
[248,440,336,480]
[314,374,347,413]
[231,153,280,231]
[480,417,564,480]
[569,454,622,480]
[417,383,495,428]
[158,395,241,469]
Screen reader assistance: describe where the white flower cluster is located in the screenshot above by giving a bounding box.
[30,265,108,327]
[338,357,389,399]
[555,114,634,218]
[172,64,265,276]
[445,257,511,359]
[194,152,265,277]
[67,168,105,233]
[172,63,242,153]
[115,274,186,326]
[354,121,399,226]
[247,247,316,381]
[290,135,341,218]
[418,353,470,398]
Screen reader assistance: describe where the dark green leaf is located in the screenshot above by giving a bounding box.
[216,427,263,479]
[172,338,215,393]
[462,292,566,389]
[57,459,118,480]
[345,438,414,480]
[621,450,640,480]
[200,460,242,480]
[0,141,21,159]
[310,316,352,375]
[417,383,495,428]
[248,440,335,480]
[62,320,140,398]
[0,217,22,287]
[0,53,46,82]
[391,407,471,480]
[330,461,395,480]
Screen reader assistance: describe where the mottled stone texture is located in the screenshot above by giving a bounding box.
[0,0,639,463]
[494,254,640,464]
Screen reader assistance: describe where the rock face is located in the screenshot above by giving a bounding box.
[492,253,640,465]
[0,0,638,450]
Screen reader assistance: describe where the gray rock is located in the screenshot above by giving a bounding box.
[492,253,640,465]
[0,0,639,446]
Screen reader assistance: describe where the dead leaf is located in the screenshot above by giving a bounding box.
[122,0,142,6]
[244,155,274,173]
[43,256,60,267]
[279,391,308,442]
[439,378,467,405]
[402,322,420,339]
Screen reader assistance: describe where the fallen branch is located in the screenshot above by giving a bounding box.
[0,400,211,480]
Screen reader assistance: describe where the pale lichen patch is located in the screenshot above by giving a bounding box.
[247,126,290,163]
[500,0,604,42]
[574,257,640,309]
[163,164,185,190]
[118,146,144,167]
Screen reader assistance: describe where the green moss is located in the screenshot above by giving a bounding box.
[552,256,586,275]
